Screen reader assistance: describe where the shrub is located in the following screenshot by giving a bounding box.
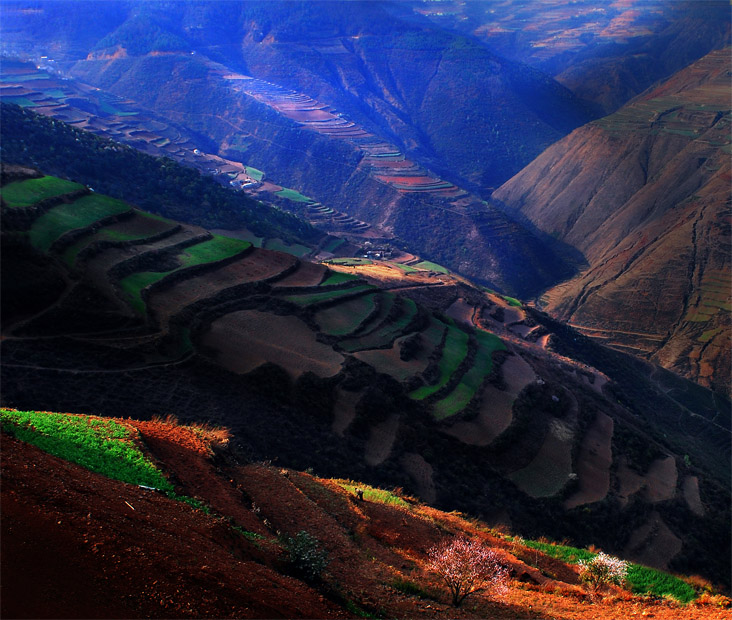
[578,552,629,594]
[284,531,329,581]
[428,537,508,607]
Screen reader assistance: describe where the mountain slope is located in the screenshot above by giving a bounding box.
[1,157,729,588]
[493,49,731,394]
[3,409,728,619]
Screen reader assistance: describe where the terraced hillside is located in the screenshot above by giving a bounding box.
[495,49,731,394]
[1,168,730,587]
[5,410,728,619]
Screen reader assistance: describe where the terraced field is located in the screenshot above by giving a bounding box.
[432,331,505,420]
[409,320,469,401]
[29,193,131,252]
[340,297,418,353]
[314,293,377,336]
[0,175,85,207]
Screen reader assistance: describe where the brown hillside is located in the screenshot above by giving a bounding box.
[3,416,730,619]
[494,49,731,393]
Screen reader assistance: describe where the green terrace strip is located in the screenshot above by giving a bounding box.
[0,408,173,491]
[118,235,252,314]
[336,481,410,508]
[502,295,522,308]
[522,539,697,603]
[322,237,345,253]
[339,297,418,352]
[29,193,131,252]
[413,260,449,274]
[315,293,377,336]
[432,331,505,420]
[284,284,375,307]
[0,175,85,208]
[320,271,360,286]
[393,263,418,274]
[62,212,177,267]
[275,187,314,203]
[326,257,373,266]
[409,321,469,400]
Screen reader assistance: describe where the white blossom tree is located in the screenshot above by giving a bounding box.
[578,552,629,594]
[427,537,509,607]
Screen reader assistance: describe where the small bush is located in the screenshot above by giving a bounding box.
[284,531,329,581]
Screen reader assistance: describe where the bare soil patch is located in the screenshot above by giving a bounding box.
[273,260,327,287]
[565,412,614,509]
[202,310,343,378]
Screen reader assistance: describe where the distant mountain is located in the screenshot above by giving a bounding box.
[494,49,731,394]
[2,133,729,586]
[413,0,731,115]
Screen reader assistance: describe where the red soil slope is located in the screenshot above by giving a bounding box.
[2,418,728,619]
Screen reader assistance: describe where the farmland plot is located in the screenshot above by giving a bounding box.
[340,297,417,353]
[409,322,469,400]
[315,293,377,336]
[202,310,344,378]
[1,175,85,208]
[29,194,131,252]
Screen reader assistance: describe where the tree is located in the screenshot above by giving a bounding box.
[578,552,628,595]
[427,537,509,607]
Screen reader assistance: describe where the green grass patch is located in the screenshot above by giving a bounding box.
[1,175,85,208]
[177,235,251,268]
[285,284,375,307]
[414,260,448,274]
[315,293,377,336]
[244,166,265,182]
[409,322,469,400]
[523,540,696,602]
[29,193,130,252]
[432,331,505,419]
[1,408,173,491]
[326,257,373,266]
[1,96,39,107]
[0,72,52,82]
[337,481,409,508]
[320,271,360,286]
[393,262,418,274]
[502,295,522,307]
[275,187,314,203]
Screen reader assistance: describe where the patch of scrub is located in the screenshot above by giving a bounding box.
[202,310,343,378]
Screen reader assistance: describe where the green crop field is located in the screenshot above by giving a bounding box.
[319,271,360,286]
[244,166,265,181]
[393,262,418,274]
[521,539,696,603]
[1,408,173,491]
[1,175,85,208]
[432,331,505,419]
[29,193,130,252]
[340,297,418,352]
[118,235,251,313]
[315,293,377,336]
[275,187,313,203]
[413,260,449,274]
[409,322,469,400]
[284,284,374,307]
[177,235,251,268]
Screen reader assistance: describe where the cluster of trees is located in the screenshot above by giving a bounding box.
[0,103,319,245]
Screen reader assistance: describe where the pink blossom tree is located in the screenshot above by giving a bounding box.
[427,537,509,607]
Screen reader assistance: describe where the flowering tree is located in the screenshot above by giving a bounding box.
[578,552,629,594]
[427,537,509,607]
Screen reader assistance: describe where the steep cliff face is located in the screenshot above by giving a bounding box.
[494,50,731,392]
